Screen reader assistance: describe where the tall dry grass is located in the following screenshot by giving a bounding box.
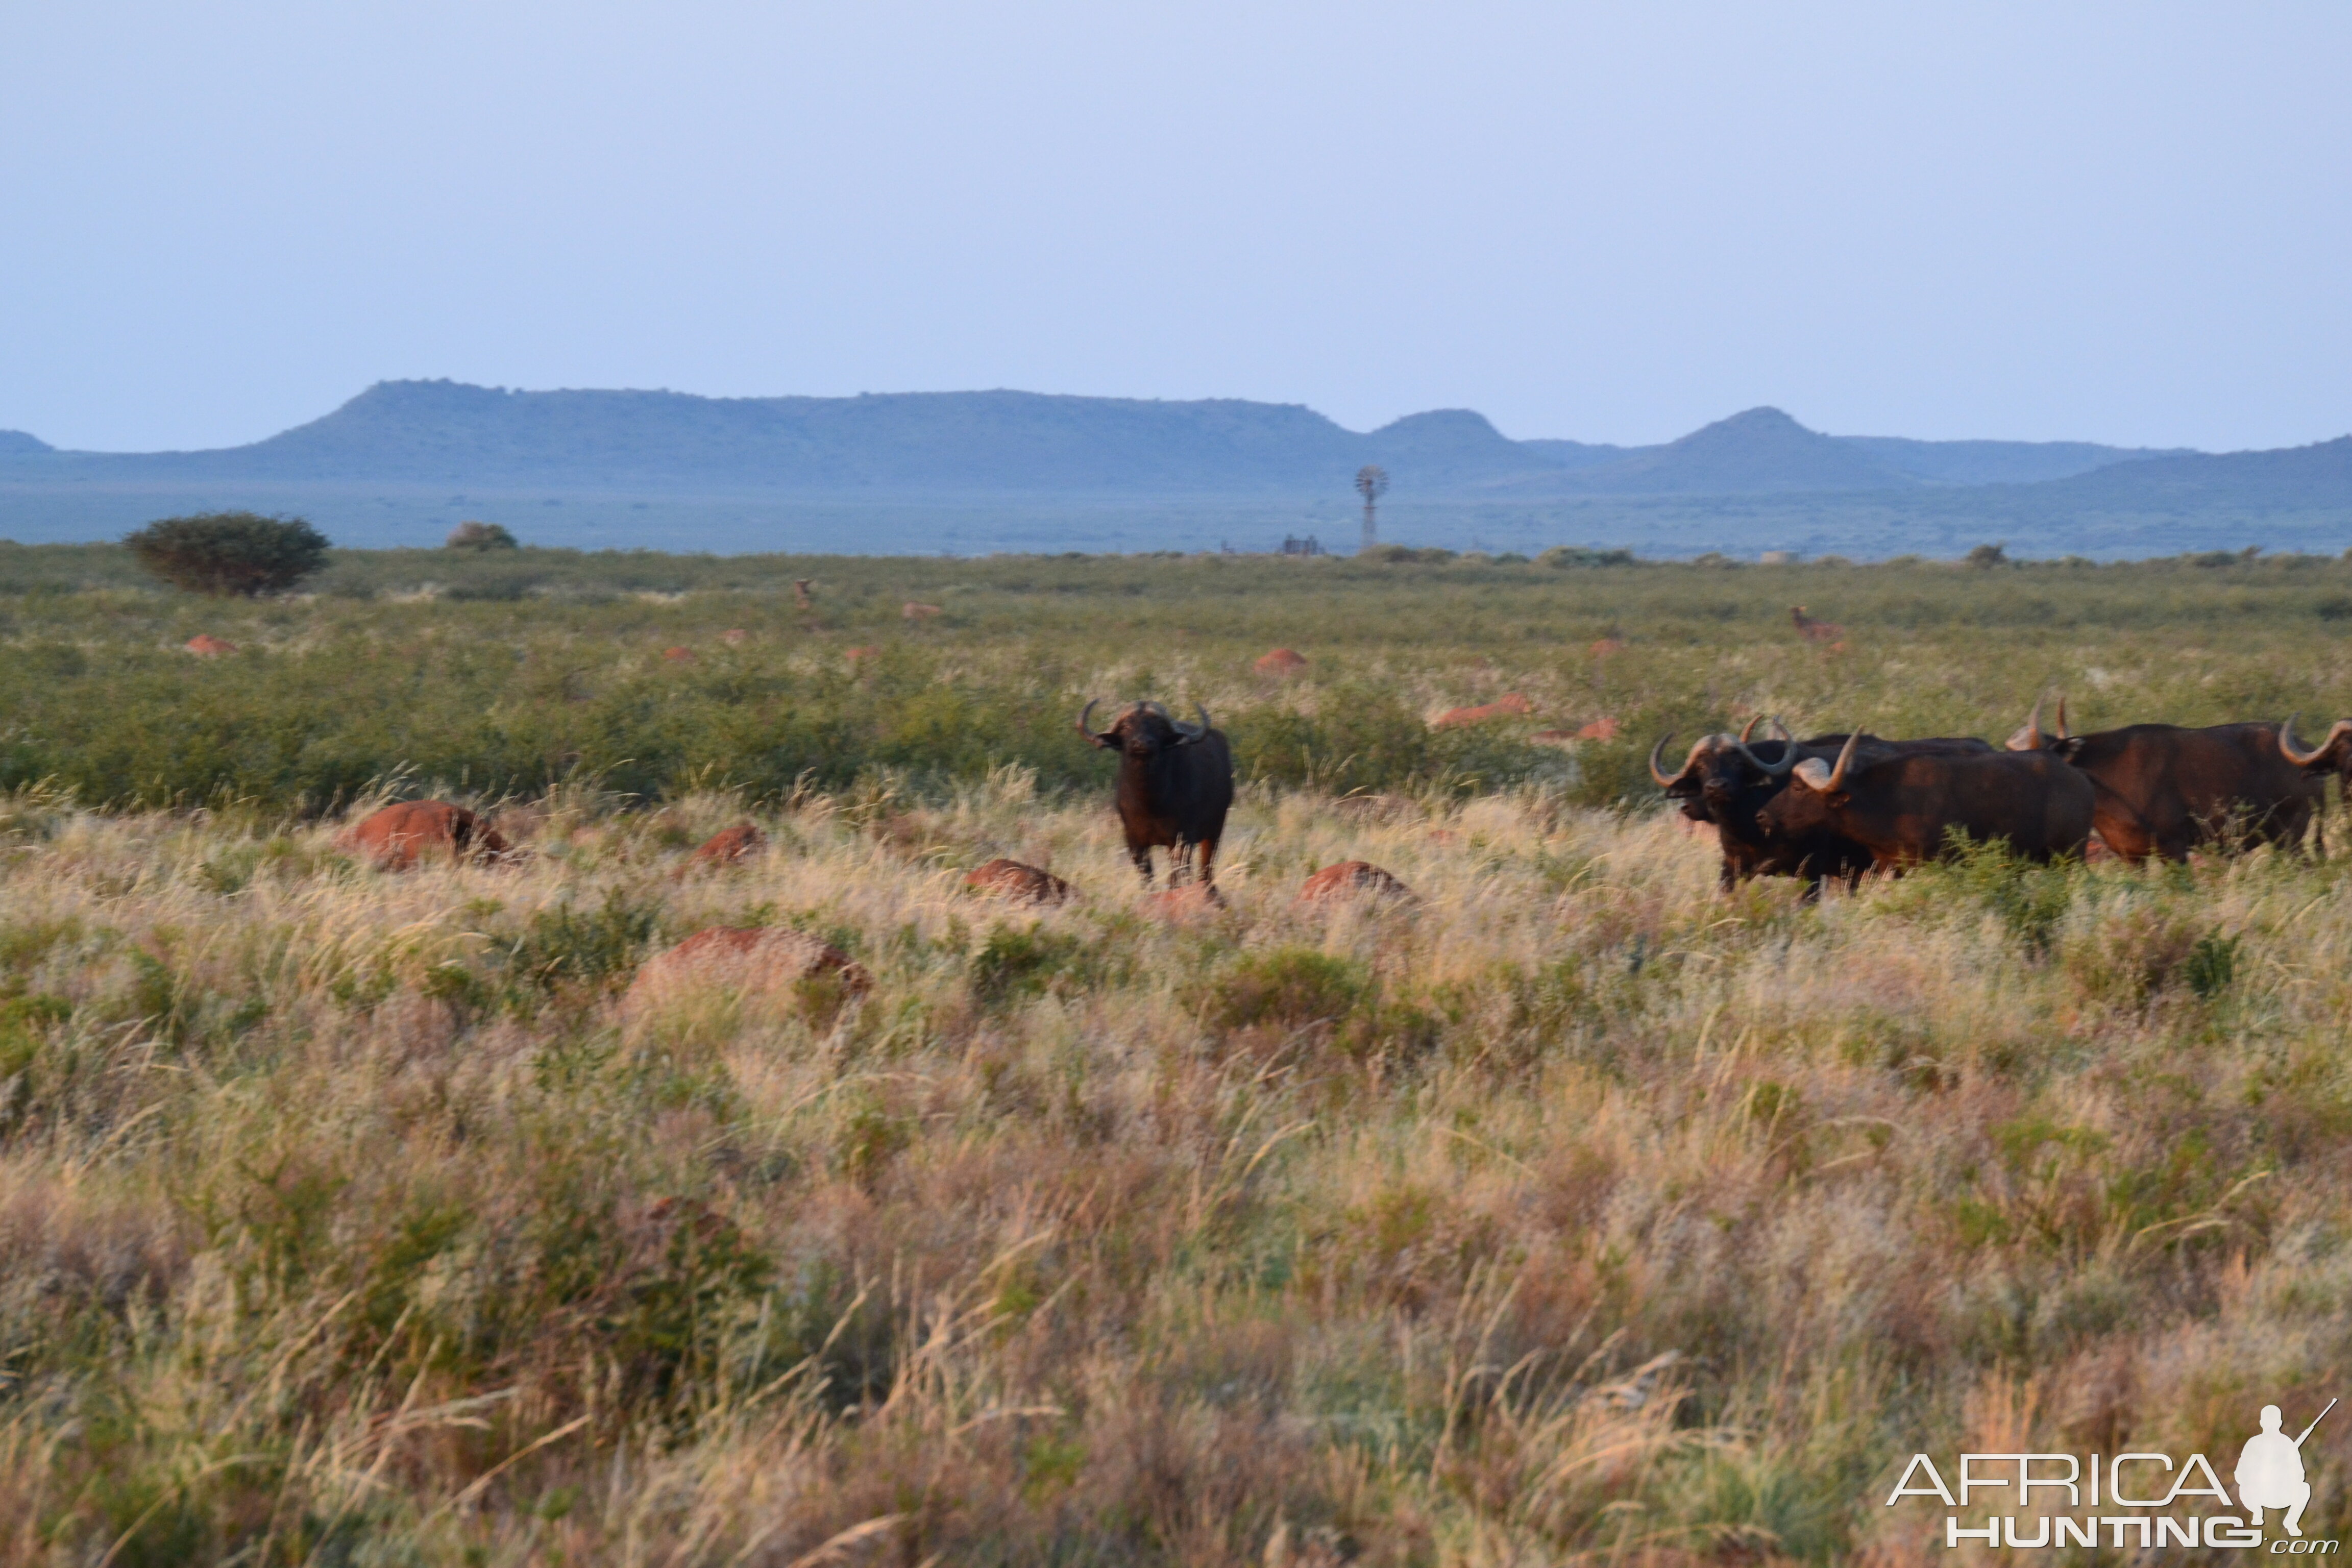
[5,761,2352,1565]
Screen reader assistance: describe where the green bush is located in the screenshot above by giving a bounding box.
[447,520,520,551]
[502,889,664,994]
[123,512,331,597]
[970,924,1090,1006]
[1538,546,1637,568]
[1208,947,1367,1031]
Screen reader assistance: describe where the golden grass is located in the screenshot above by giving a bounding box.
[4,772,2352,1564]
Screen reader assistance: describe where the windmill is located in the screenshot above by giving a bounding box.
[1355,465,1389,552]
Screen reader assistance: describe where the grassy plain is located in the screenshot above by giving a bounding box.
[7,544,2352,1564]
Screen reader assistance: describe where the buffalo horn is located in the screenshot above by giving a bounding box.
[2019,697,2045,751]
[1173,702,1211,742]
[1648,732,1682,788]
[2278,715,2352,768]
[1796,730,1862,793]
[1076,699,1109,745]
[1734,734,1798,777]
[1824,729,1862,792]
[2053,695,2070,741]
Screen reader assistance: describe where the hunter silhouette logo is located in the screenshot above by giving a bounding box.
[2242,1400,2335,1537]
[1884,1395,2338,1550]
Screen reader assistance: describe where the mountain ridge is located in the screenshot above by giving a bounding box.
[2,380,2213,497]
[1,382,2343,558]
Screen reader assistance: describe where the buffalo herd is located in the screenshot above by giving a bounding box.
[1654,702,2352,891]
[334,692,2352,901]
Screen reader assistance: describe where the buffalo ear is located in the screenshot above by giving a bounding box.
[1084,730,1117,750]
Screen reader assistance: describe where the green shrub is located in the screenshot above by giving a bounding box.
[1361,544,1457,565]
[1539,546,1637,568]
[1209,947,1367,1031]
[2184,932,2239,998]
[970,924,1089,1006]
[502,889,664,994]
[446,520,520,551]
[123,511,331,596]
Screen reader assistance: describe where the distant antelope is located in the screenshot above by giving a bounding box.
[1791,605,1845,644]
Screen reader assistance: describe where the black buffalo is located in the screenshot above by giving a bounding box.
[1077,700,1235,891]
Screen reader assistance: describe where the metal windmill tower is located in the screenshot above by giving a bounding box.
[1355,464,1389,552]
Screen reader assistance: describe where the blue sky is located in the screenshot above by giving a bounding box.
[4,2,2346,453]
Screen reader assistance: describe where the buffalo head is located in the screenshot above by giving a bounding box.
[1648,717,1797,816]
[1078,699,1213,760]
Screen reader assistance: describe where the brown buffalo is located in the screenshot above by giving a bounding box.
[1297,861,1415,903]
[965,858,1075,905]
[345,801,511,870]
[1653,721,1997,888]
[1770,731,2093,868]
[2008,699,2329,861]
[1078,699,1234,891]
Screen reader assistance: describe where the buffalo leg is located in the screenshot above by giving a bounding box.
[1129,842,1156,886]
[1196,835,1219,890]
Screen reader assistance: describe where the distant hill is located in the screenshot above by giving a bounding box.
[1545,407,1918,494]
[2022,434,2352,510]
[0,431,51,456]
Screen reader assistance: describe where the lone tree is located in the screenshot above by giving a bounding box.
[1355,464,1389,552]
[124,512,331,596]
[446,520,519,551]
